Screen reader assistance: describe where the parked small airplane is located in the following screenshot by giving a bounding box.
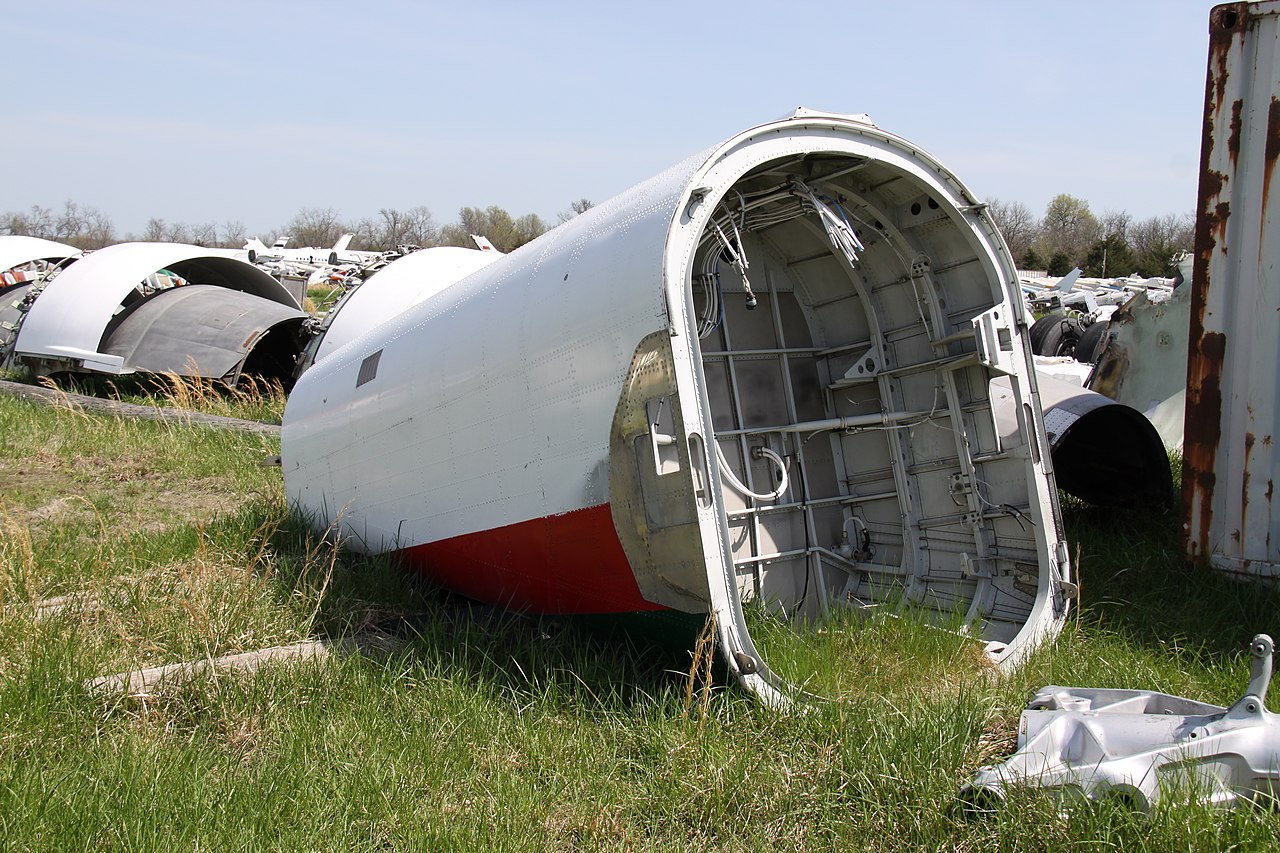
[245,234,382,268]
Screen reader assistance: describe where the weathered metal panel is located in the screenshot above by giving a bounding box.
[101,284,308,384]
[13,243,299,374]
[1185,2,1280,577]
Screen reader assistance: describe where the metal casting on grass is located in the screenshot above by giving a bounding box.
[962,634,1280,811]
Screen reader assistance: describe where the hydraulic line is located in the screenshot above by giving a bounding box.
[715,442,790,502]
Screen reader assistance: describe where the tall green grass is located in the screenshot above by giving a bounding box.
[2,394,1279,850]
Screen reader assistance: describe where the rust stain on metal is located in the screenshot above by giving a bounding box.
[1183,7,1243,562]
[1209,5,1247,117]
[1264,97,1280,210]
[1184,328,1226,561]
[1243,430,1256,533]
[1229,99,1244,165]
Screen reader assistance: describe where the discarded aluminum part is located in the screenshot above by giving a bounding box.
[962,634,1279,812]
[1088,284,1191,451]
[0,284,33,357]
[300,246,502,372]
[100,284,308,386]
[0,236,81,283]
[994,372,1172,509]
[11,242,299,377]
[1185,2,1280,579]
[283,109,1070,706]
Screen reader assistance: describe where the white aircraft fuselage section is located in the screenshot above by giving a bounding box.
[282,110,1070,705]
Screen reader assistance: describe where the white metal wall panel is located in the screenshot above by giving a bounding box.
[1185,2,1280,577]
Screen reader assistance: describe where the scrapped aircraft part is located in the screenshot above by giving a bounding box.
[1087,284,1190,451]
[0,284,33,356]
[1185,2,1280,579]
[995,373,1172,509]
[962,634,1280,812]
[1072,319,1110,364]
[299,246,502,373]
[1028,315,1083,358]
[282,109,1070,706]
[0,236,81,282]
[12,242,298,376]
[100,284,308,386]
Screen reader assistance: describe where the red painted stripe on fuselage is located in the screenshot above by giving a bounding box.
[395,503,667,614]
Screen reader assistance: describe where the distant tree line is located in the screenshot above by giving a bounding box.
[1,198,597,255]
[4,194,1191,278]
[987,194,1194,278]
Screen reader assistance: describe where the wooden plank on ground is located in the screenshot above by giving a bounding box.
[86,633,401,697]
[0,379,281,436]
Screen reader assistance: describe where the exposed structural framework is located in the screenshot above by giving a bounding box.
[0,237,82,357]
[963,635,1280,811]
[0,240,309,387]
[283,109,1073,705]
[1185,1,1280,579]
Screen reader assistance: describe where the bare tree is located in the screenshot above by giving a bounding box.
[3,204,55,237]
[349,216,381,251]
[1097,209,1133,244]
[79,207,116,249]
[43,200,116,249]
[164,221,192,244]
[373,206,438,249]
[986,198,1036,263]
[142,218,167,242]
[189,221,219,247]
[221,220,247,248]
[557,197,594,224]
[402,206,437,247]
[54,200,86,242]
[283,207,347,248]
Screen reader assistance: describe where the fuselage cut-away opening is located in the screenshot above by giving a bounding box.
[282,111,1071,707]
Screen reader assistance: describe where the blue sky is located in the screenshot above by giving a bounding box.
[6,0,1216,237]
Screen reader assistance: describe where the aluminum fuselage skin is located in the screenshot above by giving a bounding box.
[282,111,1070,703]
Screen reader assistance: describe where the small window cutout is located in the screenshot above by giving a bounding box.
[356,350,383,387]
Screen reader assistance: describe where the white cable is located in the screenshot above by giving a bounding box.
[714,442,789,502]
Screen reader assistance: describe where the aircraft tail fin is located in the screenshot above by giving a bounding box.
[1055,268,1082,292]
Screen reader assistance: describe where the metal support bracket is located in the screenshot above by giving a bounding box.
[961,634,1279,812]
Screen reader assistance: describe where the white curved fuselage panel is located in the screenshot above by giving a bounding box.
[313,247,502,363]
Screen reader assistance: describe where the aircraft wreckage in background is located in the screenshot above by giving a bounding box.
[0,238,309,386]
[282,108,1074,707]
[0,234,499,389]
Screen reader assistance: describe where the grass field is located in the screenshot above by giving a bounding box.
[2,391,1279,850]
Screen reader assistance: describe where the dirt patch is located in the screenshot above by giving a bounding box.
[0,455,250,539]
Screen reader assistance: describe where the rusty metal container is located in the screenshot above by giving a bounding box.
[1185,2,1280,578]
